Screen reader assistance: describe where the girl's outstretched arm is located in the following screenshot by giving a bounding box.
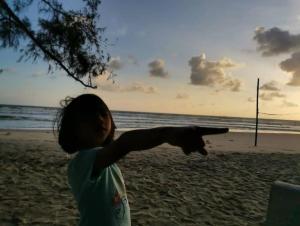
[93,126,228,174]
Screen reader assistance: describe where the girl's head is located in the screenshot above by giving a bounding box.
[55,94,116,154]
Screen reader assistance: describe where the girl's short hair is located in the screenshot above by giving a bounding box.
[54,94,116,154]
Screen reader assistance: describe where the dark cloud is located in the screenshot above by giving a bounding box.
[254,27,300,56]
[260,81,280,91]
[254,27,300,86]
[260,91,286,101]
[188,53,242,92]
[148,59,168,78]
[279,52,300,86]
[257,80,290,102]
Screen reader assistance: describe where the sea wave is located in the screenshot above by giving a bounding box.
[0,105,300,133]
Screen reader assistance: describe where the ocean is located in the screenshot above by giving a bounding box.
[0,104,300,134]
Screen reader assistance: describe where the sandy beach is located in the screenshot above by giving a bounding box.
[1,129,300,226]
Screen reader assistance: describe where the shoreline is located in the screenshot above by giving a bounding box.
[1,127,300,135]
[1,129,300,154]
[1,103,300,122]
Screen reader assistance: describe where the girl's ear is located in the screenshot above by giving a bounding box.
[102,127,114,146]
[94,115,108,132]
[102,116,116,146]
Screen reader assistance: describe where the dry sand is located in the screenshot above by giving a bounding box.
[0,130,300,226]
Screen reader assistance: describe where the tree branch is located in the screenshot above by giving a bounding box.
[0,0,97,88]
[40,0,71,18]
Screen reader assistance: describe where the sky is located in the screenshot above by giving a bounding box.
[1,0,300,120]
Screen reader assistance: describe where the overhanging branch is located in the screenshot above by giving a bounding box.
[0,0,97,88]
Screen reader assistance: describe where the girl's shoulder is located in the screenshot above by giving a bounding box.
[68,146,102,171]
[74,146,103,160]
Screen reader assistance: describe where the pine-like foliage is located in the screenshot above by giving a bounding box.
[0,0,110,88]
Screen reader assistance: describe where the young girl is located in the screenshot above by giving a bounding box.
[56,93,228,226]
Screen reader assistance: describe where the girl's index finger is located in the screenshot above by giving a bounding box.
[196,127,229,135]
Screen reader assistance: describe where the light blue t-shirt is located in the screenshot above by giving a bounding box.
[68,147,131,226]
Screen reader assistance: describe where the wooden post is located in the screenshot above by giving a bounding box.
[255,78,260,146]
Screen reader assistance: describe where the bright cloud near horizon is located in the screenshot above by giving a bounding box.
[1,0,300,120]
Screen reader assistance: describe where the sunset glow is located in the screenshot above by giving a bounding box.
[1,0,300,120]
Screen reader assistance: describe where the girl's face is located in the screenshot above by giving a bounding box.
[78,114,113,148]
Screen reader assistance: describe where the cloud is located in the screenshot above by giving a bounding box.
[253,27,300,56]
[176,93,189,99]
[260,91,286,101]
[148,59,168,78]
[279,52,300,86]
[188,53,242,92]
[254,27,300,86]
[123,82,158,94]
[217,58,238,68]
[98,83,119,92]
[109,57,123,70]
[99,81,158,94]
[260,80,280,91]
[248,97,255,102]
[257,80,288,102]
[282,100,298,107]
[223,79,242,92]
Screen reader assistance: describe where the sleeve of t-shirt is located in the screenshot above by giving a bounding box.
[68,148,105,196]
